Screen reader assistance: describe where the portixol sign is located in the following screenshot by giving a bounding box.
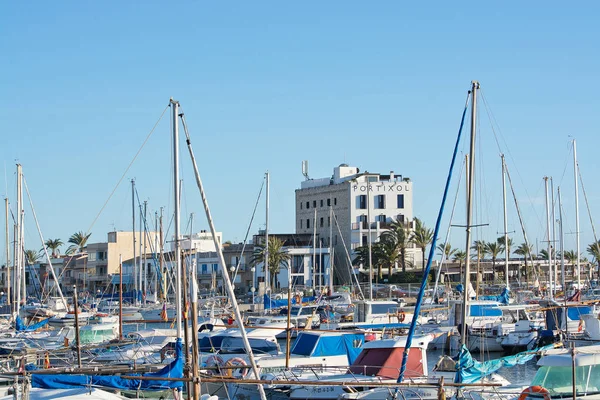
[352,183,410,192]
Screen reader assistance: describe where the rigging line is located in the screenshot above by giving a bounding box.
[556,139,573,190]
[232,177,265,283]
[578,164,599,250]
[85,103,170,237]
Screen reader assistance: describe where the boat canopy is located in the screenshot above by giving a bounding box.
[291,332,364,364]
[263,294,316,309]
[15,316,49,332]
[539,345,600,367]
[32,338,184,390]
[469,304,502,317]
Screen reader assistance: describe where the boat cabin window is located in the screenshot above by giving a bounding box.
[531,365,600,395]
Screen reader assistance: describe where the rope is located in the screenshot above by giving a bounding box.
[84,104,170,237]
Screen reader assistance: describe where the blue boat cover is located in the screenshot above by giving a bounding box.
[15,316,50,332]
[32,338,184,390]
[469,304,502,317]
[291,332,364,364]
[479,288,510,305]
[455,343,555,383]
[263,294,316,309]
[567,306,591,321]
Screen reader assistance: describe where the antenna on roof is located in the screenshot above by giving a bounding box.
[302,160,310,180]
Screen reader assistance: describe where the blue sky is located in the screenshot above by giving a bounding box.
[1,2,599,261]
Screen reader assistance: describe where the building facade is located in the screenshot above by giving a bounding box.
[295,164,417,284]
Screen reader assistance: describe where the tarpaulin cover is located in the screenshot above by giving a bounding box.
[32,338,184,390]
[479,288,510,305]
[469,304,502,317]
[15,316,50,332]
[455,343,555,384]
[291,332,364,364]
[350,347,424,379]
[263,294,316,309]
[568,306,591,321]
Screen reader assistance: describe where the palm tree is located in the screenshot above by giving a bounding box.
[564,250,578,279]
[538,249,553,260]
[497,236,513,259]
[377,235,400,278]
[66,231,91,254]
[44,238,63,258]
[382,217,412,273]
[251,237,291,289]
[587,241,600,274]
[453,250,467,270]
[437,243,456,260]
[471,240,488,261]
[514,242,534,281]
[485,241,502,281]
[412,218,433,271]
[24,249,41,265]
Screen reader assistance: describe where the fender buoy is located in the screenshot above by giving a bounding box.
[204,355,224,375]
[398,310,406,323]
[518,386,550,400]
[225,357,248,378]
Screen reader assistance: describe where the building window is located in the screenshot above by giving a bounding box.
[375,195,385,209]
[359,215,368,229]
[212,264,218,272]
[397,214,405,223]
[377,214,386,223]
[300,202,302,210]
[300,219,303,229]
[202,264,208,274]
[397,194,404,208]
[327,216,331,227]
[334,198,337,205]
[306,201,310,209]
[327,198,331,207]
[358,195,367,209]
[320,217,324,227]
[313,200,317,208]
[320,199,324,207]
[306,219,310,229]
[362,235,368,246]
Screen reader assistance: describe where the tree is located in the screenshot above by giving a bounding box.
[412,218,433,271]
[514,242,534,281]
[251,237,291,289]
[382,217,412,273]
[485,241,502,281]
[471,240,488,261]
[24,249,41,265]
[564,250,578,279]
[587,241,600,274]
[44,238,63,258]
[453,250,467,269]
[377,235,400,278]
[497,236,513,258]
[437,243,456,260]
[66,232,92,255]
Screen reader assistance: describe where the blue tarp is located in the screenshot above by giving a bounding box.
[291,332,364,364]
[263,294,316,309]
[15,316,50,332]
[469,304,502,317]
[568,306,592,321]
[455,343,554,384]
[479,288,510,305]
[32,338,184,390]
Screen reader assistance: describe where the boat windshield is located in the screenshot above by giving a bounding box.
[531,365,600,395]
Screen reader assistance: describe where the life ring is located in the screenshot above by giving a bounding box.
[398,310,406,323]
[294,294,302,304]
[518,386,550,400]
[204,355,224,375]
[224,357,248,378]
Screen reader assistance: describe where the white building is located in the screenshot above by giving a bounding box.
[173,230,222,253]
[295,164,418,284]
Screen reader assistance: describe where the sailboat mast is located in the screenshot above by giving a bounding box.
[544,177,553,298]
[139,204,143,301]
[460,80,479,346]
[573,139,581,287]
[154,211,158,298]
[5,198,10,309]
[329,204,333,294]
[367,177,373,300]
[312,208,316,290]
[559,187,566,292]
[171,98,183,338]
[501,155,509,288]
[143,200,147,298]
[551,177,557,295]
[131,179,137,304]
[265,171,270,292]
[15,164,22,315]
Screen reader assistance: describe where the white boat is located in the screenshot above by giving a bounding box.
[520,344,600,399]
